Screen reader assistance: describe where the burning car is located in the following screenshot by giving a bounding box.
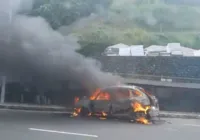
[73,85,159,124]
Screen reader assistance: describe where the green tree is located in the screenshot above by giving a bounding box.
[30,0,112,29]
[77,29,117,56]
[25,0,200,55]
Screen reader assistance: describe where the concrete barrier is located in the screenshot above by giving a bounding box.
[159,111,200,119]
[0,103,68,111]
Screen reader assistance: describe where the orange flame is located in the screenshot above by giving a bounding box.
[72,108,81,117]
[90,88,101,100]
[131,102,150,114]
[88,112,92,116]
[99,117,107,120]
[74,97,80,104]
[102,112,107,117]
[96,92,110,100]
[135,90,142,96]
[99,112,107,120]
[90,89,110,101]
[131,101,150,124]
[136,117,150,124]
[129,90,142,97]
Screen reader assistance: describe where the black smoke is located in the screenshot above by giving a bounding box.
[0,0,121,94]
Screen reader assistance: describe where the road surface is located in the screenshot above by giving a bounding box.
[0,110,200,140]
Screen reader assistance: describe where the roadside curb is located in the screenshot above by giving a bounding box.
[0,104,68,112]
[1,104,200,119]
[159,111,200,119]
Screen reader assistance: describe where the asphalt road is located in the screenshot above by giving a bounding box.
[0,110,200,140]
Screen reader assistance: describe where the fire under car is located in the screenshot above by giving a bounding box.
[73,85,160,124]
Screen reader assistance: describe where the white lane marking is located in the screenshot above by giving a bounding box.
[183,124,200,127]
[29,128,98,138]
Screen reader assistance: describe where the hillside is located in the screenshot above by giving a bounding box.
[28,0,200,56]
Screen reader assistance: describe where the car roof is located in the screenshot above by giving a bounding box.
[101,85,139,91]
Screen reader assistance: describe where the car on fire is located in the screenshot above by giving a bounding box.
[73,85,160,123]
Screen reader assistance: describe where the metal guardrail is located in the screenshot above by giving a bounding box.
[112,73,200,83]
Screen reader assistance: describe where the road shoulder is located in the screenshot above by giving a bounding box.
[1,103,200,119]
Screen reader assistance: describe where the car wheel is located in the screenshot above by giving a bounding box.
[128,109,150,123]
[80,107,89,117]
[108,105,113,116]
[146,110,151,120]
[128,108,137,122]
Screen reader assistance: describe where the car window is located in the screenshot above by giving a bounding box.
[113,88,130,100]
[129,89,143,97]
[96,92,110,100]
[100,88,117,100]
[136,87,152,96]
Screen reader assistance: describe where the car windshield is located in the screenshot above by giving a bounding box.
[137,87,152,96]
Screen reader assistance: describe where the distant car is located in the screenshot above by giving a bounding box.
[74,85,159,122]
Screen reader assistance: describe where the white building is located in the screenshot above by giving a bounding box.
[103,43,128,56]
[145,45,168,56]
[166,43,195,56]
[129,45,145,56]
[194,50,200,57]
[145,43,196,56]
[104,43,197,57]
[104,44,145,56]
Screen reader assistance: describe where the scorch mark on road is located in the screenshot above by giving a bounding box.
[29,128,98,138]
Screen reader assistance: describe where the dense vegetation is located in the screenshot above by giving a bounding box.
[27,0,200,56]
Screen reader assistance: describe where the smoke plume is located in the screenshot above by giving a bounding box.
[0,0,121,93]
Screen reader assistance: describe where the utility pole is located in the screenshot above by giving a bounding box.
[0,76,6,104]
[0,0,14,104]
[8,0,13,42]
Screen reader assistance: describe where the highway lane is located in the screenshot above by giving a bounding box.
[0,110,200,140]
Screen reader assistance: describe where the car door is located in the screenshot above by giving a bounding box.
[111,88,132,114]
[92,90,112,113]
